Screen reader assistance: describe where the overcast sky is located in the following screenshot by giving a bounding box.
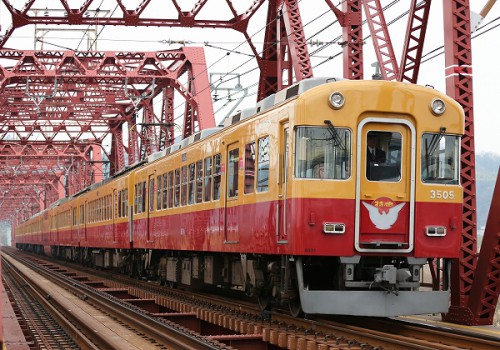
[1,1,499,157]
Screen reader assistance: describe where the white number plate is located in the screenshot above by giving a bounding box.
[430,190,455,200]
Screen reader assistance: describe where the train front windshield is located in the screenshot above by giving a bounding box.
[294,126,351,180]
[421,133,460,184]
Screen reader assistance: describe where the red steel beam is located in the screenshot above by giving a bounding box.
[325,0,364,80]
[467,168,500,325]
[257,0,313,100]
[441,0,478,325]
[361,0,399,80]
[398,0,432,83]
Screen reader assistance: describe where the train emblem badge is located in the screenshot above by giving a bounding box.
[362,197,406,230]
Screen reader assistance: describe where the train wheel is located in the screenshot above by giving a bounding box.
[258,293,271,311]
[288,297,303,317]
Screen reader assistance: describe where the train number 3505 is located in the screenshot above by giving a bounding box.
[430,190,455,200]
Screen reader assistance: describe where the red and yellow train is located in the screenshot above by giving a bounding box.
[16,78,464,317]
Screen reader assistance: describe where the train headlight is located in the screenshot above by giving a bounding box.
[430,99,446,116]
[328,92,345,109]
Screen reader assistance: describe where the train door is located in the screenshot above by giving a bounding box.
[225,142,239,243]
[355,119,415,253]
[277,123,289,243]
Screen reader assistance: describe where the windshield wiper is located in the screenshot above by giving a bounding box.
[427,127,447,156]
[324,120,345,151]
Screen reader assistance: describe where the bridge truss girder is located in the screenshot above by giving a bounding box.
[0,48,215,171]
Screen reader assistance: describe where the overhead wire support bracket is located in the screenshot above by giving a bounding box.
[25,76,58,116]
[124,77,156,115]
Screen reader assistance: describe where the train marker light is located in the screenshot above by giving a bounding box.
[328,92,345,109]
[425,225,447,237]
[430,99,446,115]
[323,222,345,234]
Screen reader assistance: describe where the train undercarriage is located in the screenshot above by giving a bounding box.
[16,244,451,317]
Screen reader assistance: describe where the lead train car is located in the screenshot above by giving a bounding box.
[16,78,465,317]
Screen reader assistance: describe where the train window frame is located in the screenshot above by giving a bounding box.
[168,171,174,208]
[149,178,155,212]
[213,153,222,200]
[174,168,181,207]
[204,157,212,202]
[141,182,146,213]
[162,173,168,209]
[244,141,256,194]
[294,126,352,180]
[181,166,188,206]
[156,175,163,210]
[196,160,203,203]
[257,136,270,192]
[227,147,239,198]
[188,162,196,205]
[135,182,146,214]
[123,189,128,218]
[134,185,138,214]
[421,133,460,185]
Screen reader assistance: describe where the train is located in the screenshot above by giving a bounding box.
[15,77,465,317]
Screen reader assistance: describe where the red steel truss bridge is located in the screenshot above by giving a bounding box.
[0,0,498,326]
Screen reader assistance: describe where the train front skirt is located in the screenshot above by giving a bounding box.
[295,258,450,316]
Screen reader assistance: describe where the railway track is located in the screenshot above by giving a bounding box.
[2,250,235,350]
[6,247,499,350]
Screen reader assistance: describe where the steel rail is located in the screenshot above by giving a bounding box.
[2,255,102,350]
[4,250,232,350]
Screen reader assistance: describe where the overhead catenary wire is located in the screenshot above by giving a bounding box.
[25,2,500,134]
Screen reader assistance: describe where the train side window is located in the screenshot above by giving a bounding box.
[88,202,91,223]
[134,185,139,213]
[156,175,162,210]
[162,174,168,209]
[244,142,256,194]
[257,136,269,192]
[188,163,196,205]
[141,182,146,213]
[421,133,459,184]
[123,189,128,217]
[120,191,124,217]
[118,191,122,217]
[204,157,212,202]
[107,195,111,220]
[174,169,180,207]
[213,154,222,200]
[168,171,174,208]
[135,182,146,213]
[134,185,138,214]
[149,178,155,212]
[295,127,351,180]
[227,148,239,198]
[196,160,203,203]
[181,166,188,206]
